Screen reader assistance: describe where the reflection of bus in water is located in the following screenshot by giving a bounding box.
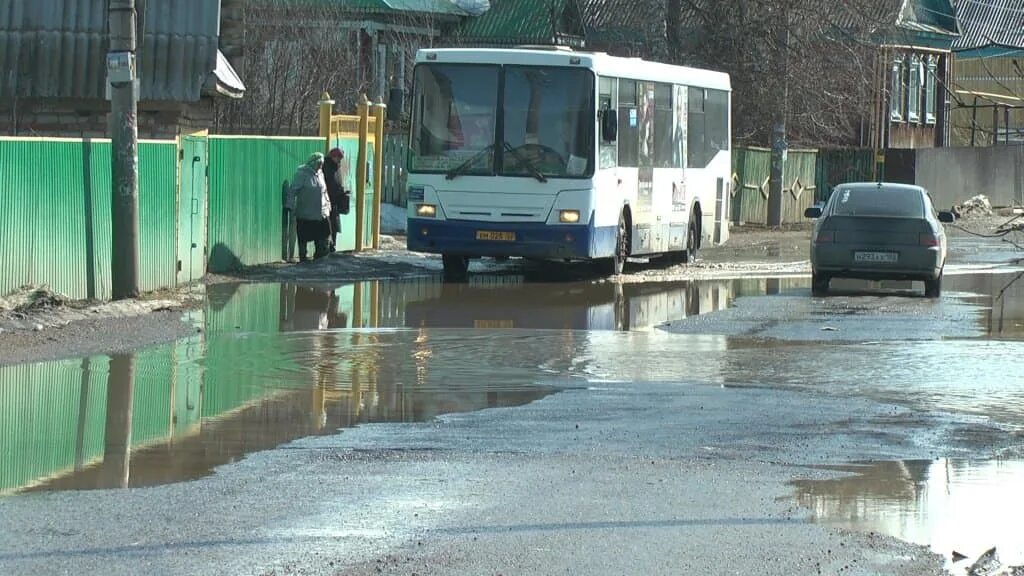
[403,277,733,331]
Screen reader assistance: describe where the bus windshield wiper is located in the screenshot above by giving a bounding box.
[445,144,495,180]
[503,142,548,183]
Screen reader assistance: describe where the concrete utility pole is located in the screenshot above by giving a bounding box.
[767,7,790,228]
[108,0,140,299]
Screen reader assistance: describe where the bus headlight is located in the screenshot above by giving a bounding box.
[416,204,437,218]
[559,209,580,223]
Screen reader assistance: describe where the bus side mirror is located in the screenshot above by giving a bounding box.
[601,109,617,142]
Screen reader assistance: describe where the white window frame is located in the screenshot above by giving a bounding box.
[908,55,922,123]
[890,56,905,122]
[925,56,937,125]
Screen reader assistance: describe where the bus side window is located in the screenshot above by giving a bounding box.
[599,77,618,169]
[618,79,638,168]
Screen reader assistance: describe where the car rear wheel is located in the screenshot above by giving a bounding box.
[924,272,942,298]
[811,273,830,296]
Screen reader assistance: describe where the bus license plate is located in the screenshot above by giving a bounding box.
[854,251,898,263]
[476,230,516,241]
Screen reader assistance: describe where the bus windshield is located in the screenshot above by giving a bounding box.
[410,63,595,178]
[410,64,500,175]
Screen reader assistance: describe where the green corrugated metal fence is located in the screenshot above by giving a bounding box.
[2,135,360,296]
[0,138,177,299]
[383,133,409,207]
[207,136,323,272]
[815,149,876,202]
[137,142,179,293]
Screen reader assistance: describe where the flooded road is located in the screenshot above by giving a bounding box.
[2,263,1023,575]
[794,459,1024,575]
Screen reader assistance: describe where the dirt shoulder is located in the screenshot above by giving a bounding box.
[0,286,201,367]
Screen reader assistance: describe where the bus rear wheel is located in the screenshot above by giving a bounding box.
[681,221,698,264]
[442,254,469,281]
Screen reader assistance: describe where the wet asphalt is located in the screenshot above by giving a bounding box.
[0,230,1022,575]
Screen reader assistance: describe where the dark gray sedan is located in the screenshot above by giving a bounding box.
[804,182,956,298]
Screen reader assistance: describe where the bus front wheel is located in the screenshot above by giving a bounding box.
[442,254,469,281]
[613,211,629,275]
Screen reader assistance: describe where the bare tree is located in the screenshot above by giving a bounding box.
[214,2,449,135]
[666,0,891,147]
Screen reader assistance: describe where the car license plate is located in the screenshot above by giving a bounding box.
[854,251,898,263]
[474,320,515,328]
[476,230,516,241]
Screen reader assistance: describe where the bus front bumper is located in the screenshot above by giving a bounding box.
[407,218,615,260]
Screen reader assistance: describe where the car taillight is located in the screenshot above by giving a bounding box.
[814,231,834,244]
[919,233,940,247]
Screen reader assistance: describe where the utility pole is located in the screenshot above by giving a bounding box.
[108,0,140,299]
[767,5,790,228]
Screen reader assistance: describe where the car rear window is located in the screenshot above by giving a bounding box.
[830,187,925,218]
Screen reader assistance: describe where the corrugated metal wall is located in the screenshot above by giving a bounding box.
[2,134,371,298]
[1,138,177,299]
[138,142,179,292]
[383,133,410,207]
[207,137,322,272]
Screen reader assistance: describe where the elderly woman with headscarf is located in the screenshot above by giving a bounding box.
[286,152,332,261]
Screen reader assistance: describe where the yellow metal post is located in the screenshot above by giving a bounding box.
[318,91,334,152]
[371,99,387,250]
[355,95,370,251]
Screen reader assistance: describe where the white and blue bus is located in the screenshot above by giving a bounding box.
[405,46,732,278]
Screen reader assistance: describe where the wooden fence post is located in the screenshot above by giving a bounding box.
[355,95,370,251]
[371,99,387,249]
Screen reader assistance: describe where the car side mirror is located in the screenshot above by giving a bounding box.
[938,210,956,223]
[804,206,822,219]
[601,109,617,142]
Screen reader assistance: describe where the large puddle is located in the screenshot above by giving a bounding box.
[0,276,740,495]
[794,459,1024,575]
[1,271,1022,499]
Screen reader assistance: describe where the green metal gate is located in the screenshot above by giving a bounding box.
[178,135,209,284]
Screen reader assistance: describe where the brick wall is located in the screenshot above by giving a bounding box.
[1,99,215,139]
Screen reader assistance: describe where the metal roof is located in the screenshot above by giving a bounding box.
[260,0,467,16]
[448,0,581,45]
[952,0,1024,51]
[0,0,245,102]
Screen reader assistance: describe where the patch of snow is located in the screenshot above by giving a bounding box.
[380,203,407,235]
[954,194,993,219]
